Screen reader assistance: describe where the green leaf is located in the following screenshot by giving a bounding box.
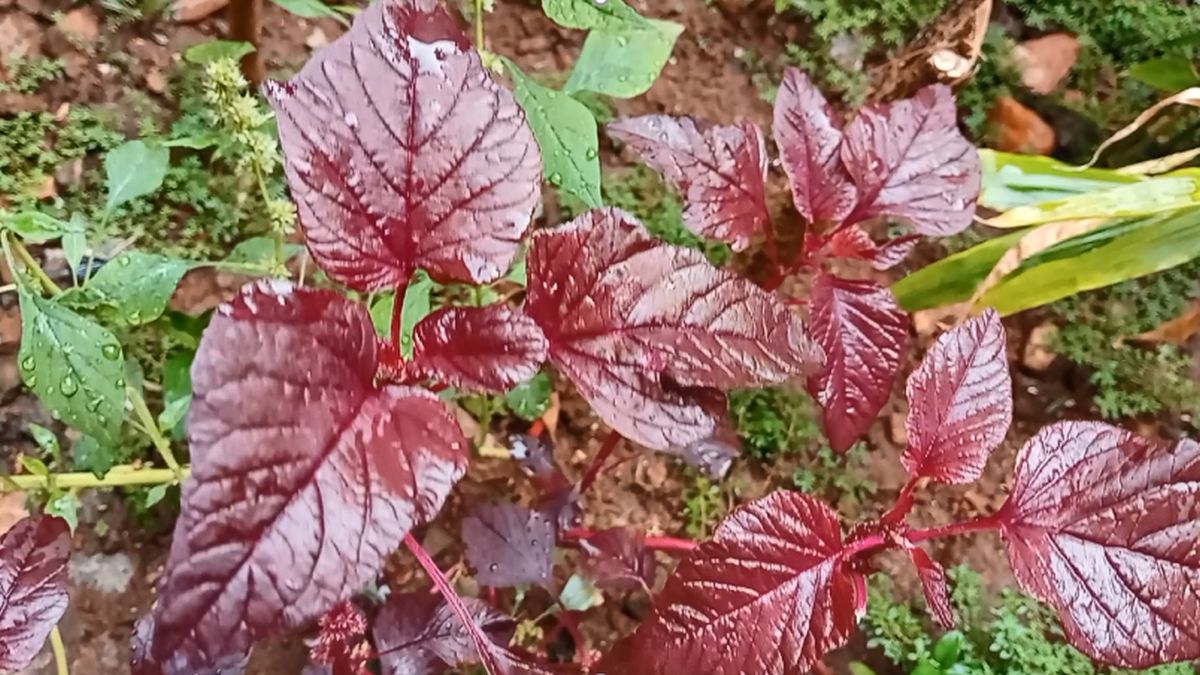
[847,664,878,675]
[564,19,683,99]
[505,59,602,208]
[85,252,193,326]
[893,229,1028,311]
[46,493,78,532]
[269,0,349,25]
[28,424,59,459]
[224,236,304,265]
[932,631,964,667]
[162,349,194,439]
[369,270,436,358]
[158,395,191,435]
[0,212,68,243]
[1129,56,1200,91]
[541,0,649,31]
[980,207,1200,315]
[18,288,125,446]
[73,435,117,479]
[62,214,88,275]
[979,149,1140,211]
[162,133,223,150]
[558,574,604,611]
[144,483,170,508]
[505,371,551,421]
[184,40,256,65]
[20,456,49,478]
[988,176,1200,228]
[105,140,170,212]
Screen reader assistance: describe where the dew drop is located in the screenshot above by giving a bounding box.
[594,0,607,5]
[488,563,499,572]
[20,355,34,371]
[548,172,563,186]
[585,148,598,160]
[86,397,103,413]
[60,375,78,398]
[101,344,121,360]
[118,256,132,267]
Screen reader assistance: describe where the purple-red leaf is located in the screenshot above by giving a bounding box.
[374,591,514,675]
[607,116,769,251]
[996,421,1200,668]
[903,310,1011,484]
[410,305,548,393]
[605,491,863,674]
[806,272,908,453]
[461,501,556,589]
[871,234,920,270]
[0,516,70,672]
[579,526,656,592]
[908,547,954,629]
[149,281,469,670]
[841,84,980,236]
[823,225,877,262]
[526,207,819,452]
[264,0,541,292]
[773,68,856,226]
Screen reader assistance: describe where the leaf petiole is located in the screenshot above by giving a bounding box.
[4,233,60,296]
[127,385,185,480]
[0,466,185,492]
[49,625,68,675]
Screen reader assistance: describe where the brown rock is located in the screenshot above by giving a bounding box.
[145,68,167,94]
[55,157,84,188]
[0,12,42,59]
[987,96,1055,155]
[1014,33,1078,95]
[172,0,229,23]
[46,7,100,54]
[0,356,19,396]
[1023,323,1058,371]
[0,306,20,353]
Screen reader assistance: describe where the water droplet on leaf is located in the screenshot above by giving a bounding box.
[102,344,121,360]
[60,376,78,397]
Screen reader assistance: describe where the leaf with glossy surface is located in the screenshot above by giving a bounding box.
[506,58,601,208]
[541,0,647,31]
[773,68,856,226]
[892,228,1028,311]
[410,305,547,393]
[608,115,769,251]
[105,140,170,211]
[264,0,541,292]
[0,517,70,672]
[986,177,1199,229]
[806,272,908,453]
[579,526,655,591]
[565,19,683,100]
[902,310,1010,483]
[997,421,1200,668]
[505,372,552,422]
[525,207,819,452]
[149,281,469,670]
[841,85,980,236]
[18,288,125,446]
[909,547,953,629]
[374,591,515,675]
[605,491,862,674]
[84,252,194,326]
[461,500,556,589]
[0,212,68,243]
[270,0,348,25]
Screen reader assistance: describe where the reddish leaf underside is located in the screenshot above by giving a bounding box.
[823,226,877,262]
[772,68,857,227]
[908,547,954,629]
[149,282,468,670]
[806,272,908,453]
[578,526,656,592]
[840,84,980,236]
[607,116,770,251]
[606,491,862,674]
[902,310,1011,484]
[525,207,819,453]
[871,235,920,270]
[461,500,556,589]
[0,516,70,672]
[374,591,514,675]
[264,0,541,292]
[997,421,1200,669]
[409,305,548,393]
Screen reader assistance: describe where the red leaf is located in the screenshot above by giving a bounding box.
[410,305,547,393]
[773,68,857,226]
[605,491,862,674]
[579,526,656,592]
[264,0,541,292]
[871,234,920,270]
[526,207,818,452]
[0,516,70,672]
[374,591,514,675]
[461,501,556,589]
[903,310,1011,484]
[823,225,877,262]
[607,116,770,251]
[908,547,954,629]
[310,601,371,675]
[806,272,908,453]
[150,281,469,669]
[997,422,1200,668]
[841,84,980,236]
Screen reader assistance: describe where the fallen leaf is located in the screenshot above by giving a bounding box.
[1129,301,1200,347]
[1023,322,1058,371]
[1086,87,1200,167]
[173,0,230,22]
[987,96,1055,155]
[1013,33,1079,95]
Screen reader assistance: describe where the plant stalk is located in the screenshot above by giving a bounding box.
[1,466,185,492]
[882,475,920,524]
[578,430,621,494]
[561,527,698,554]
[473,0,485,48]
[9,237,60,296]
[127,386,185,479]
[907,514,1000,544]
[50,625,69,675]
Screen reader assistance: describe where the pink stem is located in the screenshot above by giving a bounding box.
[561,527,698,554]
[528,418,545,438]
[578,430,621,494]
[882,475,920,524]
[907,514,1000,544]
[404,533,498,675]
[389,276,410,353]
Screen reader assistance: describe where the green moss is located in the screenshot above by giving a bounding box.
[0,55,64,94]
[729,387,820,460]
[0,108,123,207]
[681,472,728,539]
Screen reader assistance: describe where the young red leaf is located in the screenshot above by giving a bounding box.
[310,601,371,675]
[823,225,877,262]
[607,116,769,251]
[871,234,920,270]
[374,591,515,675]
[0,516,70,672]
[461,500,556,589]
[841,84,980,236]
[578,526,656,592]
[264,0,541,292]
[773,68,857,226]
[903,310,1011,484]
[605,491,863,674]
[996,421,1200,669]
[526,207,819,453]
[806,272,909,453]
[149,281,469,670]
[908,547,954,629]
[409,305,548,393]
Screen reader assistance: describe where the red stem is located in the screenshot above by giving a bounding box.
[907,514,1000,544]
[390,288,405,353]
[561,527,698,554]
[528,418,545,438]
[404,533,498,675]
[882,475,919,525]
[578,430,621,494]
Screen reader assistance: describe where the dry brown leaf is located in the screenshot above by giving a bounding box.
[987,96,1055,155]
[1129,301,1200,347]
[1117,147,1200,176]
[0,492,28,537]
[1086,87,1200,168]
[173,0,230,22]
[968,217,1108,311]
[1013,33,1079,94]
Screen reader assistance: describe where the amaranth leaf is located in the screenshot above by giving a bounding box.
[0,516,70,672]
[461,500,556,590]
[409,304,547,394]
[773,68,856,227]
